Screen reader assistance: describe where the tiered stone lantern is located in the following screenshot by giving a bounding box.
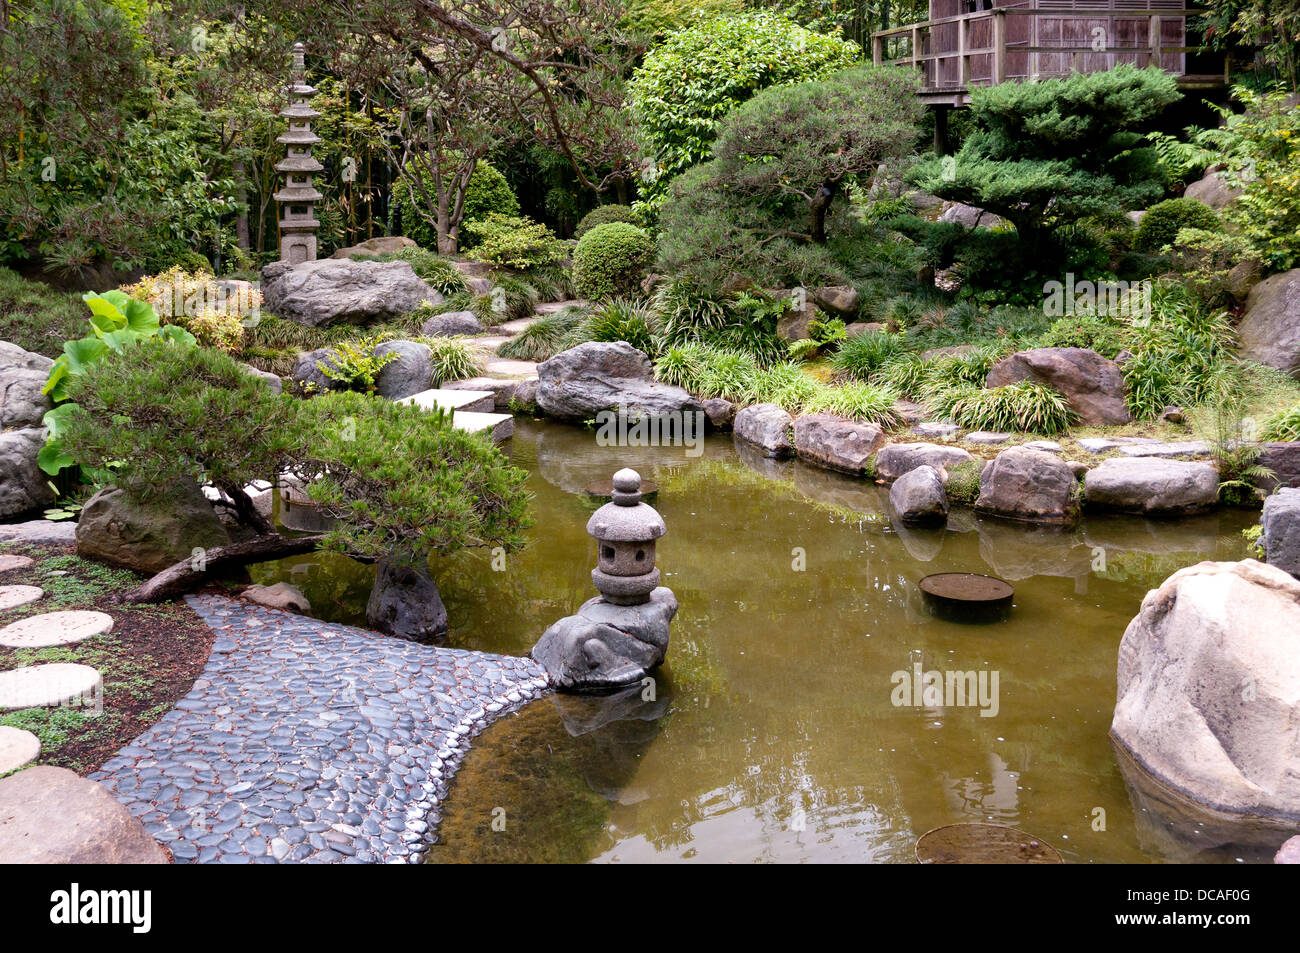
[532,469,677,691]
[273,42,322,264]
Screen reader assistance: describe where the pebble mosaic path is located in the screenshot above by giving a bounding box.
[91,595,550,864]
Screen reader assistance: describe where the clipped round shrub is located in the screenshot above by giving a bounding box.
[1134,197,1221,252]
[572,222,655,300]
[575,204,643,239]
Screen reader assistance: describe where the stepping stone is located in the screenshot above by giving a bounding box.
[0,725,40,773]
[470,335,511,352]
[1023,440,1063,453]
[451,412,514,443]
[496,317,539,336]
[0,586,42,610]
[396,388,495,414]
[444,377,519,410]
[482,358,539,379]
[0,664,102,710]
[913,422,959,439]
[1119,440,1213,458]
[1077,436,1162,454]
[535,299,585,315]
[0,521,76,544]
[0,555,34,573]
[966,431,1012,445]
[0,610,114,648]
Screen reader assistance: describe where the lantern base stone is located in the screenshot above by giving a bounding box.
[531,586,676,691]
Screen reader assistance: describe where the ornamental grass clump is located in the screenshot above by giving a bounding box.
[497,308,584,362]
[801,381,903,428]
[833,331,911,382]
[423,336,485,387]
[938,381,1076,435]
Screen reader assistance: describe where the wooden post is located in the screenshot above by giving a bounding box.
[958,16,969,87]
[1148,14,1161,69]
[872,33,883,66]
[993,10,1006,84]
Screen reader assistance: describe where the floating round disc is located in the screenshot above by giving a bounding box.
[0,610,113,648]
[916,823,1062,864]
[920,573,1014,624]
[0,725,41,773]
[584,477,658,499]
[0,664,102,711]
[0,585,43,610]
[0,555,35,573]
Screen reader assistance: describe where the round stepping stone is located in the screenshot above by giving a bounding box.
[0,610,113,648]
[0,555,34,573]
[0,586,43,610]
[0,725,41,773]
[0,664,102,710]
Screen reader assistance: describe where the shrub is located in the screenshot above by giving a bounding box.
[319,335,397,393]
[462,214,566,270]
[1262,402,1300,442]
[833,332,912,381]
[567,298,659,355]
[421,336,484,387]
[485,274,541,324]
[497,308,584,362]
[575,205,642,240]
[628,10,861,211]
[934,381,1076,435]
[119,266,257,352]
[1134,198,1221,252]
[299,390,531,561]
[0,268,87,358]
[395,159,520,251]
[1038,315,1134,358]
[572,222,655,301]
[56,338,298,531]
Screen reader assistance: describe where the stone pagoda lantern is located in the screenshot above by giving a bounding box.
[532,469,677,691]
[273,42,322,264]
[589,468,666,606]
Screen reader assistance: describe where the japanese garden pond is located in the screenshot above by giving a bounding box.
[251,418,1265,864]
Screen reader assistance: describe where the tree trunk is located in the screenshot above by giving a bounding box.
[809,181,838,244]
[122,534,327,604]
[234,159,250,251]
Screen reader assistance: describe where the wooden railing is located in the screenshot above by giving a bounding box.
[871,7,1224,97]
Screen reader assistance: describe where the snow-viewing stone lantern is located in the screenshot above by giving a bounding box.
[274,42,322,264]
[531,469,677,691]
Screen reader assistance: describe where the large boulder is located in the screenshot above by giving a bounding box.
[986,347,1130,425]
[976,446,1079,523]
[1084,457,1219,516]
[373,340,432,399]
[531,587,677,690]
[0,427,55,517]
[889,464,948,526]
[0,341,54,428]
[733,403,794,457]
[1238,269,1300,376]
[1112,560,1300,821]
[366,557,448,639]
[330,235,418,259]
[810,286,859,317]
[76,483,231,573]
[1183,167,1242,210]
[939,202,1004,229]
[260,258,441,327]
[536,342,702,421]
[0,765,167,863]
[873,442,975,484]
[792,414,885,474]
[1262,488,1300,579]
[420,310,483,337]
[1259,441,1300,491]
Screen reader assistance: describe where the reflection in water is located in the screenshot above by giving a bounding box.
[254,418,1263,863]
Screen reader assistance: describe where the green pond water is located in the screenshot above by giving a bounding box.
[252,418,1284,864]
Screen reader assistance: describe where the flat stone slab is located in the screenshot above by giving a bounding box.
[496,317,540,336]
[0,555,35,572]
[535,300,585,315]
[0,664,102,710]
[0,610,114,648]
[0,585,42,610]
[482,358,540,379]
[0,725,40,773]
[89,596,548,864]
[965,431,1012,445]
[1077,437,1162,454]
[1119,440,1213,458]
[471,335,511,352]
[396,388,495,414]
[0,521,76,544]
[912,422,959,439]
[453,411,514,443]
[443,377,518,410]
[1023,440,1062,453]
